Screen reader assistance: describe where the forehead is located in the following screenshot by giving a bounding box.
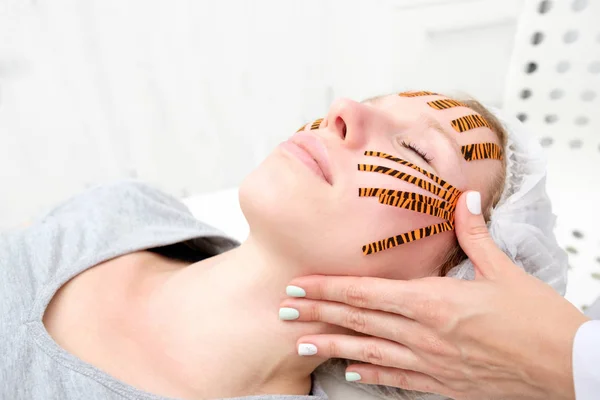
[368,94,500,148]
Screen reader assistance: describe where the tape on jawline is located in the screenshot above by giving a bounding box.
[359,151,462,255]
[363,221,454,255]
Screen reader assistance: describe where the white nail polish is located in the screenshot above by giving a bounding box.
[298,343,318,356]
[345,372,362,382]
[286,285,306,298]
[466,191,481,215]
[279,307,300,320]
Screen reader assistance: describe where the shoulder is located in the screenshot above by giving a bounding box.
[37,180,192,225]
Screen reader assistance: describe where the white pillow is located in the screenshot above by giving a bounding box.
[182,187,248,242]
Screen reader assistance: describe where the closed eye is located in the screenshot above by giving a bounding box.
[401,140,433,163]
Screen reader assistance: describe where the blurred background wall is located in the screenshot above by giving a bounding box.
[0,0,524,229]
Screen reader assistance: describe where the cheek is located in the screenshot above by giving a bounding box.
[336,179,454,279]
[328,139,459,278]
[240,144,457,279]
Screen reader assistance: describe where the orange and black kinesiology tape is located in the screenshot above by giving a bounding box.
[358,164,457,203]
[296,118,323,133]
[362,151,461,201]
[461,143,503,161]
[451,114,492,133]
[378,195,452,221]
[358,188,451,210]
[398,91,440,97]
[359,150,463,255]
[362,220,454,255]
[310,118,323,130]
[427,99,466,110]
[294,92,503,255]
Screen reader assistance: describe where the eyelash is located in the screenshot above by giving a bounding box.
[401,140,433,163]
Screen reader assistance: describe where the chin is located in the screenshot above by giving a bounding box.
[240,151,300,218]
[239,150,321,251]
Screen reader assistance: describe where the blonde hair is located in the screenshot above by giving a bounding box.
[437,97,507,276]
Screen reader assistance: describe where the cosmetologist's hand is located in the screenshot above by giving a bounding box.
[281,191,589,400]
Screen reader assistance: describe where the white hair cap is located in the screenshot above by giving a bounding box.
[315,107,569,400]
[447,106,568,295]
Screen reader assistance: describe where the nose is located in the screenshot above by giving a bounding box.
[324,98,374,149]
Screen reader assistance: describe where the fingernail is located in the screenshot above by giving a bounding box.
[286,285,306,298]
[298,343,318,356]
[345,372,362,382]
[279,307,300,320]
[466,191,481,215]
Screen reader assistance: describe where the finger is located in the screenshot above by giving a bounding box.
[286,275,445,320]
[296,334,420,371]
[345,364,453,398]
[281,298,427,346]
[453,191,513,279]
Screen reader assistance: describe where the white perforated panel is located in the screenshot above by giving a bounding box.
[503,0,600,310]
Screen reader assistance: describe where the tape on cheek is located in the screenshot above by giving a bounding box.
[358,151,463,255]
[398,91,440,97]
[358,164,458,203]
[378,195,453,221]
[461,143,504,161]
[362,221,454,255]
[358,188,451,210]
[451,114,492,133]
[363,151,461,199]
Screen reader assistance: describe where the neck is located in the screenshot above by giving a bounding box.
[136,236,339,399]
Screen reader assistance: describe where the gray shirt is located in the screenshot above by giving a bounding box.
[0,181,328,400]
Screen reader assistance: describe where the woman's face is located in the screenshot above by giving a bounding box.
[239,93,503,279]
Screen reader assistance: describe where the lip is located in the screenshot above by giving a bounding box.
[281,132,333,185]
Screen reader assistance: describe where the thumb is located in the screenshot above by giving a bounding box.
[454,191,513,279]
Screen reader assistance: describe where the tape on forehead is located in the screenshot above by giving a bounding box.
[358,188,451,210]
[425,99,501,160]
[461,143,503,161]
[451,114,492,133]
[310,118,323,130]
[358,164,457,202]
[295,118,323,133]
[362,221,454,255]
[398,91,440,97]
[427,99,466,110]
[364,151,461,199]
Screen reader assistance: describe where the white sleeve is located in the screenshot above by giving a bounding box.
[573,320,600,399]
